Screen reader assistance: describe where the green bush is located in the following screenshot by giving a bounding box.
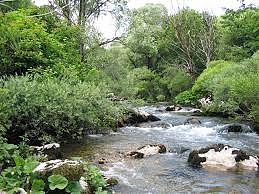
[190,53,259,121]
[0,76,124,145]
[174,90,199,106]
[192,60,233,96]
[85,164,107,193]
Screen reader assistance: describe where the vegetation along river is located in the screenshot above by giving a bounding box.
[62,105,259,194]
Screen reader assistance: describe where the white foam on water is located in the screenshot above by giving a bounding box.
[102,161,137,186]
[187,126,216,136]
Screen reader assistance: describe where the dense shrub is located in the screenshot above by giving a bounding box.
[191,60,234,97]
[187,52,259,120]
[0,76,124,145]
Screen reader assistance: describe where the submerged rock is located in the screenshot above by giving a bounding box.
[165,105,182,111]
[184,117,201,125]
[118,109,160,127]
[126,144,166,159]
[188,144,259,171]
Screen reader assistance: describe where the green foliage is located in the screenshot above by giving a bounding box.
[65,181,82,194]
[191,53,259,119]
[0,8,82,76]
[0,0,33,13]
[0,146,41,192]
[175,90,199,106]
[48,175,68,190]
[85,164,107,193]
[0,75,124,144]
[0,139,110,193]
[125,3,168,70]
[192,60,233,96]
[217,6,259,61]
[31,179,45,193]
[159,66,193,99]
[168,8,217,78]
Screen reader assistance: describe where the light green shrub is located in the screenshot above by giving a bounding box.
[0,76,124,144]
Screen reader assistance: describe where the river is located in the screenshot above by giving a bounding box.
[62,105,259,194]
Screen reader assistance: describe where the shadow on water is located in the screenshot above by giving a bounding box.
[62,105,259,194]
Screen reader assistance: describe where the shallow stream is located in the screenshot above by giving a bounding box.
[62,105,259,194]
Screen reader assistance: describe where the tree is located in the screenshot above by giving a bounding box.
[49,0,128,61]
[217,6,259,61]
[0,0,32,12]
[0,8,82,76]
[169,8,217,79]
[125,3,168,70]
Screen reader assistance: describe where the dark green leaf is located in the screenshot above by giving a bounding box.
[65,181,82,194]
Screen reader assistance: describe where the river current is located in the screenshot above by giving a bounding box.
[62,105,259,194]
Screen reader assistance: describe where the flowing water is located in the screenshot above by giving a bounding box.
[62,105,259,194]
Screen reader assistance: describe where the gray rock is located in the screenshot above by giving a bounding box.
[136,121,171,128]
[184,117,201,125]
[118,109,160,127]
[221,124,253,133]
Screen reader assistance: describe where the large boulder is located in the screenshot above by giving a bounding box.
[184,117,201,125]
[34,160,91,193]
[188,144,259,171]
[220,124,253,133]
[31,143,62,160]
[118,109,160,127]
[33,159,84,181]
[126,144,166,159]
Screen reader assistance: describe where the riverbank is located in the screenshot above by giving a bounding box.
[61,104,259,194]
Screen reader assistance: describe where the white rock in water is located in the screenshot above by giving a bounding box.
[196,145,259,170]
[138,145,161,156]
[239,156,258,170]
[199,146,237,168]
